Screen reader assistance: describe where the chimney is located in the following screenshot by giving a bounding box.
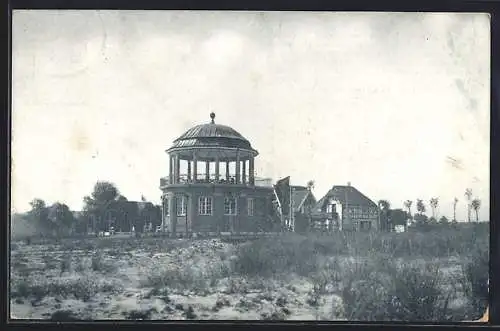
[347,181,351,186]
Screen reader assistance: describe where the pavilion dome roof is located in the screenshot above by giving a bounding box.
[167,112,257,153]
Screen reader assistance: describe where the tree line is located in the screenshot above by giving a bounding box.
[21,181,161,237]
[378,188,482,231]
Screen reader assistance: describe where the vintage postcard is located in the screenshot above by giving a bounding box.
[10,10,490,321]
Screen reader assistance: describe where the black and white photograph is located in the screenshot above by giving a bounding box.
[10,10,490,322]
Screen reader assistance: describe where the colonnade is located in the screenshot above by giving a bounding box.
[168,151,255,185]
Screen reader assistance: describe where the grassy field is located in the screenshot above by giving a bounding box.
[9,223,489,321]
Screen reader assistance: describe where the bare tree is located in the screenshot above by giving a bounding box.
[471,198,481,222]
[429,198,439,219]
[404,200,413,217]
[465,188,473,222]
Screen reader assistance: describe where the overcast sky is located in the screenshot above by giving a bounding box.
[12,11,490,221]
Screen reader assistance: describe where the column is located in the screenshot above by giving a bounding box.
[169,155,173,184]
[175,155,180,183]
[205,161,210,181]
[161,194,165,232]
[187,160,192,181]
[169,194,177,234]
[215,157,220,182]
[249,157,255,185]
[226,161,230,181]
[193,152,198,182]
[242,159,247,184]
[235,152,240,184]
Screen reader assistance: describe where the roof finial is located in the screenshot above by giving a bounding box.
[210,112,215,124]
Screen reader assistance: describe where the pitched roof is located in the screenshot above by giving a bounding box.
[293,190,309,211]
[313,185,377,212]
[291,185,308,191]
[292,188,316,212]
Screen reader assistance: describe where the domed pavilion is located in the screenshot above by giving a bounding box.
[159,113,276,235]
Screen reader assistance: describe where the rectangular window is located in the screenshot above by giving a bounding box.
[164,198,170,216]
[177,196,187,216]
[326,204,336,214]
[247,198,254,216]
[198,196,212,215]
[224,196,237,215]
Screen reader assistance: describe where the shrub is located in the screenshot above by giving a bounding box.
[143,264,206,292]
[60,254,72,274]
[458,246,489,319]
[124,308,156,320]
[10,275,122,302]
[91,252,117,273]
[386,262,450,321]
[338,259,392,320]
[50,310,81,321]
[232,235,320,277]
[337,259,452,321]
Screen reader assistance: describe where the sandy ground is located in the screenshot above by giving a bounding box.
[9,238,470,321]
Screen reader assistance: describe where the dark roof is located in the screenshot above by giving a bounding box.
[291,185,308,191]
[292,189,317,212]
[313,185,377,212]
[168,113,256,152]
[293,190,309,211]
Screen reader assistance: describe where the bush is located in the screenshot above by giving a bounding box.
[459,246,489,319]
[338,259,452,321]
[387,262,450,321]
[60,254,72,274]
[91,252,117,273]
[232,235,321,277]
[50,310,81,321]
[143,264,207,292]
[10,275,123,302]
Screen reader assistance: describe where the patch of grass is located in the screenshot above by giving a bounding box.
[338,259,453,321]
[232,235,321,277]
[10,275,123,303]
[60,253,72,274]
[142,264,207,292]
[212,297,231,311]
[458,246,489,320]
[183,305,197,319]
[123,308,157,320]
[91,252,118,273]
[50,310,81,321]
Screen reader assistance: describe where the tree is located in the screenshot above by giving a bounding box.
[47,202,76,236]
[428,216,438,225]
[429,197,439,219]
[404,200,413,219]
[471,198,481,222]
[416,199,426,215]
[117,195,128,202]
[83,181,122,233]
[390,209,409,230]
[453,197,459,222]
[414,213,429,226]
[465,188,473,222]
[378,200,391,231]
[27,198,49,235]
